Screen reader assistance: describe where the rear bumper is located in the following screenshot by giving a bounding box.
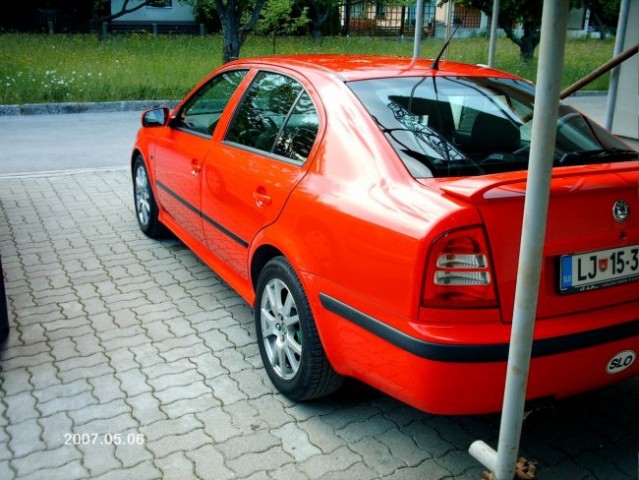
[319,293,638,414]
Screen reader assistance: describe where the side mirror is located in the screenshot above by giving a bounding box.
[142,107,170,127]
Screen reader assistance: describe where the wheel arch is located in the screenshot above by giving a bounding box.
[131,148,146,176]
[131,148,161,206]
[131,148,141,162]
[249,238,335,358]
[249,225,321,302]
[250,244,284,293]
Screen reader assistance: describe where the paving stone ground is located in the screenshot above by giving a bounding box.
[0,169,637,480]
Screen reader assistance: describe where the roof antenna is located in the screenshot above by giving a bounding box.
[431,8,469,70]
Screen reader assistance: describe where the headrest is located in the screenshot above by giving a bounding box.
[470,112,520,152]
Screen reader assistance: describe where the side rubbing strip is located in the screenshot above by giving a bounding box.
[157,181,248,248]
[319,293,639,363]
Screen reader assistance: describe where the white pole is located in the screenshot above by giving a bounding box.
[604,0,630,129]
[445,0,455,60]
[468,1,570,479]
[412,0,425,61]
[488,0,500,68]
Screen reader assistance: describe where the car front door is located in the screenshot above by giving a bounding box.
[201,70,321,280]
[153,69,248,244]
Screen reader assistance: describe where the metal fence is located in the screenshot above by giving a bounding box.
[340,0,439,37]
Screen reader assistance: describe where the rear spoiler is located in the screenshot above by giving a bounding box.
[428,162,639,202]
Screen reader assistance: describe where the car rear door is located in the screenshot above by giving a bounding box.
[200,69,322,280]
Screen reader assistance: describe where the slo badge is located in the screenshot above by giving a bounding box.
[606,350,636,374]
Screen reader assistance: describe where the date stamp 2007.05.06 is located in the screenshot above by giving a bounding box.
[64,433,146,446]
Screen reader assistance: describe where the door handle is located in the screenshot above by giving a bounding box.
[253,190,272,207]
[191,159,201,176]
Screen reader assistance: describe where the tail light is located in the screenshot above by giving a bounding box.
[422,227,498,308]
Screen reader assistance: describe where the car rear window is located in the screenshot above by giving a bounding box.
[348,76,635,178]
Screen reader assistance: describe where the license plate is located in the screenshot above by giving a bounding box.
[559,244,639,293]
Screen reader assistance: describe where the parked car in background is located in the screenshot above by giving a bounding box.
[130,55,638,414]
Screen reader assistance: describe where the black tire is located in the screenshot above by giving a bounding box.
[255,256,342,401]
[132,155,165,238]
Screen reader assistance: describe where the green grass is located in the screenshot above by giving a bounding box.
[0,33,614,105]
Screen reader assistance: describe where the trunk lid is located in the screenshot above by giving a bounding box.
[426,161,639,323]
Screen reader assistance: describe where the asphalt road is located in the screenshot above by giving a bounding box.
[0,111,141,175]
[0,94,636,177]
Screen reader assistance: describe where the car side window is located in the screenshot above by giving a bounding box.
[225,71,320,164]
[273,91,319,163]
[174,69,248,136]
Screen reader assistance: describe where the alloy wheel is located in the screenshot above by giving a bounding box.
[134,164,151,227]
[259,277,303,381]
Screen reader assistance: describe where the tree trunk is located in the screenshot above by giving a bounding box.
[503,22,540,62]
[310,1,330,41]
[311,19,323,40]
[222,31,240,63]
[519,33,536,61]
[215,0,267,63]
[520,21,540,61]
[221,14,242,63]
[589,9,607,40]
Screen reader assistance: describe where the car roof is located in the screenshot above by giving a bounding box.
[229,54,524,83]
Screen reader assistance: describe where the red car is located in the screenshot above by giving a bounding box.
[131,55,638,415]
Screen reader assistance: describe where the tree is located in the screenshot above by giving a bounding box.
[442,0,617,60]
[585,0,621,40]
[440,0,544,61]
[256,0,309,53]
[184,0,267,63]
[306,0,339,40]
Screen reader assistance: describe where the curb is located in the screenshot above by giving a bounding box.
[0,100,179,116]
[0,166,129,180]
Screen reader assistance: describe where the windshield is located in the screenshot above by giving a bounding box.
[348,76,635,178]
